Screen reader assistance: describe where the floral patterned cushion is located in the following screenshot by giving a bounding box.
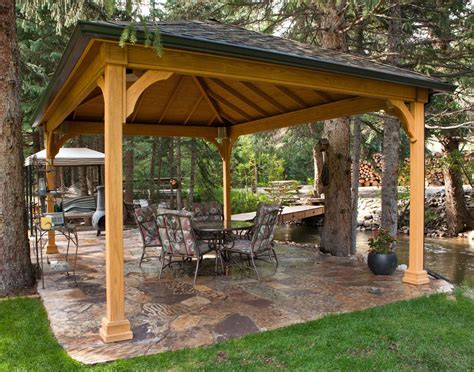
[134,206,161,247]
[190,201,223,222]
[156,210,198,256]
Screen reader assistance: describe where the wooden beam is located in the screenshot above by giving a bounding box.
[61,121,218,140]
[403,101,429,285]
[184,96,203,125]
[206,89,253,122]
[74,91,103,112]
[385,99,416,142]
[313,90,332,103]
[99,63,133,343]
[158,75,183,123]
[209,78,270,117]
[229,97,386,137]
[215,138,236,221]
[242,81,287,113]
[127,45,420,102]
[193,76,224,124]
[45,52,104,133]
[126,70,173,118]
[277,86,307,108]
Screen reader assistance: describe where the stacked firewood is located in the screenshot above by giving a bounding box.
[426,158,445,186]
[358,153,383,187]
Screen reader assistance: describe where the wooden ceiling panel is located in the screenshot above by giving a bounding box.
[185,95,217,125]
[132,74,183,123]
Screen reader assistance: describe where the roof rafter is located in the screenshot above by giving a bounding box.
[209,78,270,117]
[158,75,184,124]
[193,76,225,124]
[241,81,287,113]
[205,88,254,122]
[277,86,307,108]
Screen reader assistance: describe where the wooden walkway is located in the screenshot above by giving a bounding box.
[232,205,324,223]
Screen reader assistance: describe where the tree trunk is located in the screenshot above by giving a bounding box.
[319,1,352,256]
[77,137,88,196]
[351,116,362,254]
[176,137,183,209]
[313,144,324,197]
[320,118,352,256]
[0,1,34,295]
[149,139,157,201]
[156,139,164,205]
[442,138,473,235]
[251,161,257,194]
[124,137,134,204]
[32,129,41,153]
[381,117,400,237]
[381,0,402,239]
[188,138,197,206]
[168,138,175,209]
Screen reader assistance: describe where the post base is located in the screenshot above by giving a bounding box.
[45,243,59,254]
[402,269,430,285]
[99,317,133,343]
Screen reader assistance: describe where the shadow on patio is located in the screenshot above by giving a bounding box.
[38,228,447,364]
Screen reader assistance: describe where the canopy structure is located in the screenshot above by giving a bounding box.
[25,147,104,167]
[31,20,454,343]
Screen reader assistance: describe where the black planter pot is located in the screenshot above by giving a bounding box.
[367,252,398,275]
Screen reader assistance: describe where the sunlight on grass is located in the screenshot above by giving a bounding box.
[0,294,472,370]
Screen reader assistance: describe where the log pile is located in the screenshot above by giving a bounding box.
[358,153,383,187]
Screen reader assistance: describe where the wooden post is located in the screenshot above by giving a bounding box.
[44,133,58,254]
[403,102,429,285]
[217,137,235,221]
[99,60,133,343]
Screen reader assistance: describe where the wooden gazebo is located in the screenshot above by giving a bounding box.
[31,20,455,343]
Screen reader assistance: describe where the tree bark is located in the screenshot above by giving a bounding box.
[77,137,88,196]
[319,1,352,256]
[0,0,34,295]
[156,139,164,205]
[351,116,362,254]
[381,0,402,239]
[381,117,400,237]
[149,139,157,201]
[124,137,134,204]
[188,138,197,206]
[442,138,473,235]
[176,137,183,209]
[168,138,175,209]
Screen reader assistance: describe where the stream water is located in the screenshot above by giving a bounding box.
[274,225,474,287]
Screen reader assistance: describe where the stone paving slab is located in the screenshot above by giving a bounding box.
[37,229,449,364]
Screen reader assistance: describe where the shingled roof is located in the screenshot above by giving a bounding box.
[32,19,455,127]
[94,20,454,92]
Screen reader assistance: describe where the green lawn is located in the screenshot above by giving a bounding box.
[1,293,473,371]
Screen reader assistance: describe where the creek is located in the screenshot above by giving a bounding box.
[274,225,474,287]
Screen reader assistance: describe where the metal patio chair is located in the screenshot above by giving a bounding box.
[156,210,212,284]
[223,203,281,280]
[134,206,161,267]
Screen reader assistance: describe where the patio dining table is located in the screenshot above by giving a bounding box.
[193,220,254,274]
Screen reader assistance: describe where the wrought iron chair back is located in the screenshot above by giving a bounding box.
[250,204,281,254]
[156,210,210,284]
[134,206,161,267]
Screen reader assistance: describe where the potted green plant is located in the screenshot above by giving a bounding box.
[367,229,397,275]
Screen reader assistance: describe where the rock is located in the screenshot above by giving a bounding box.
[397,264,407,271]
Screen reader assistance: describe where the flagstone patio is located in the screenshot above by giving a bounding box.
[37,228,449,364]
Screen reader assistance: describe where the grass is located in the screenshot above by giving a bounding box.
[0,293,473,370]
